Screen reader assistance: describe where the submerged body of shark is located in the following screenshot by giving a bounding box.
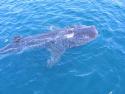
[0,25,98,67]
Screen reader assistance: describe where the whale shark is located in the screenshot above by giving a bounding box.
[0,25,98,67]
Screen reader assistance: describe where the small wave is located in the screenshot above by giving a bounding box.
[111,0,125,7]
[74,70,95,77]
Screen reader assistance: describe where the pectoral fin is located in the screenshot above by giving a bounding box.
[46,42,66,68]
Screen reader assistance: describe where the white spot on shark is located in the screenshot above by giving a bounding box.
[55,35,60,39]
[84,35,89,39]
[64,32,74,39]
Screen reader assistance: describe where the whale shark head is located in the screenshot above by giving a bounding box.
[65,25,98,47]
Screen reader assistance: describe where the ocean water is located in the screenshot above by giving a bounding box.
[0,0,125,94]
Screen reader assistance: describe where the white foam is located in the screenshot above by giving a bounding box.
[4,39,9,43]
[64,32,74,38]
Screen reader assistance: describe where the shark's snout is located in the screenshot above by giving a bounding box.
[90,26,98,38]
[79,25,98,41]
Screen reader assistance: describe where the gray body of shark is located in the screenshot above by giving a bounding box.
[0,25,98,67]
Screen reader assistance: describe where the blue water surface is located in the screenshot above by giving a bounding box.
[0,0,125,94]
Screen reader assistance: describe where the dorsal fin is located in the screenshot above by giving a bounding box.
[13,36,22,43]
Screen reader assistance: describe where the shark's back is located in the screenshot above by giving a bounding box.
[0,25,98,67]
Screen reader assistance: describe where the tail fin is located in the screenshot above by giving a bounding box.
[0,46,10,60]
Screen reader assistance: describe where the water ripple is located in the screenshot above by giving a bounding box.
[0,0,125,94]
